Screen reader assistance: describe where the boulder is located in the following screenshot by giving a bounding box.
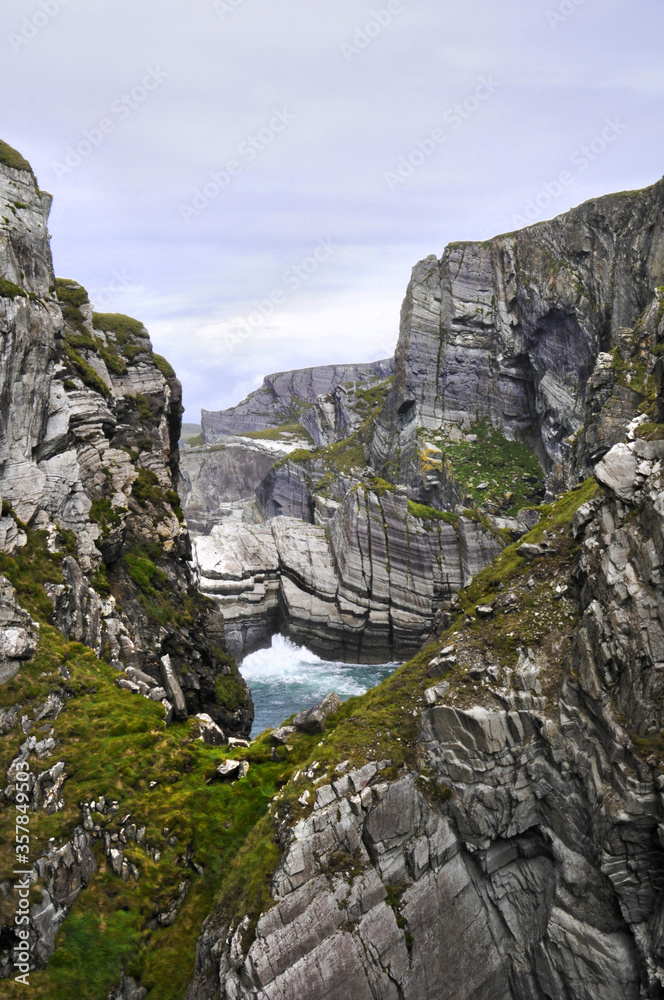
[159,655,188,721]
[594,443,639,501]
[194,713,226,746]
[293,692,342,734]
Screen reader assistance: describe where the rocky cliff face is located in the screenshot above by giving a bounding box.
[192,487,502,663]
[0,142,252,988]
[182,180,664,1000]
[4,135,664,1000]
[371,179,664,500]
[187,453,664,1000]
[189,181,664,669]
[201,359,394,440]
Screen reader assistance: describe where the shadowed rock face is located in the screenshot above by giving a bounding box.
[201,359,394,439]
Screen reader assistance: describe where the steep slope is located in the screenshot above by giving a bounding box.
[371,179,664,502]
[182,182,664,999]
[190,180,664,667]
[0,141,254,994]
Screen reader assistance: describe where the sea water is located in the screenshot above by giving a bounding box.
[240,634,401,737]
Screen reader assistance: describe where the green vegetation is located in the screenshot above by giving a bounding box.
[62,341,111,398]
[130,392,158,428]
[0,276,27,299]
[437,421,545,516]
[238,421,314,444]
[214,674,249,712]
[0,139,34,175]
[407,500,459,526]
[0,623,293,1000]
[153,354,176,380]
[92,312,149,340]
[132,469,165,508]
[89,497,124,538]
[0,476,602,998]
[0,524,76,621]
[635,422,664,441]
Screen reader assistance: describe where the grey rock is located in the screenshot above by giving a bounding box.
[272,726,296,745]
[194,713,226,746]
[293,692,342,734]
[201,360,394,439]
[215,759,249,782]
[594,442,640,500]
[159,655,188,721]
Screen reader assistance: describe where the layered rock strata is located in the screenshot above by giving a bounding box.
[187,433,664,1000]
[193,487,501,662]
[201,360,394,439]
[370,179,664,498]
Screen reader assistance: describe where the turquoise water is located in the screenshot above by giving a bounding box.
[240,634,400,737]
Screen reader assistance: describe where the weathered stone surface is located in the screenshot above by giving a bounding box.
[194,713,226,746]
[0,574,37,685]
[201,360,394,438]
[193,490,501,662]
[594,441,640,500]
[293,693,342,734]
[160,654,188,721]
[370,179,664,498]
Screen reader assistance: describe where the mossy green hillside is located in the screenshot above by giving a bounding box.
[436,421,545,516]
[0,139,34,176]
[0,477,600,998]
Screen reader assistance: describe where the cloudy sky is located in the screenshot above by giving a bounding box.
[2,0,663,419]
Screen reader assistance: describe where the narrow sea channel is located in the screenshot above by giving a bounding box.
[240,634,401,737]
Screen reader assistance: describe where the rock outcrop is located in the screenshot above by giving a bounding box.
[192,486,501,662]
[0,141,252,984]
[0,146,251,736]
[370,179,664,499]
[179,432,311,533]
[183,178,664,999]
[186,441,664,1000]
[201,359,394,439]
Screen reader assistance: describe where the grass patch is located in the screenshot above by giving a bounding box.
[0,139,34,175]
[437,421,545,516]
[153,354,176,380]
[634,422,664,441]
[0,276,27,299]
[238,422,313,444]
[407,500,459,526]
[92,313,149,340]
[0,525,67,620]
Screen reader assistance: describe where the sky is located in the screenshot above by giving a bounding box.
[2,0,664,420]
